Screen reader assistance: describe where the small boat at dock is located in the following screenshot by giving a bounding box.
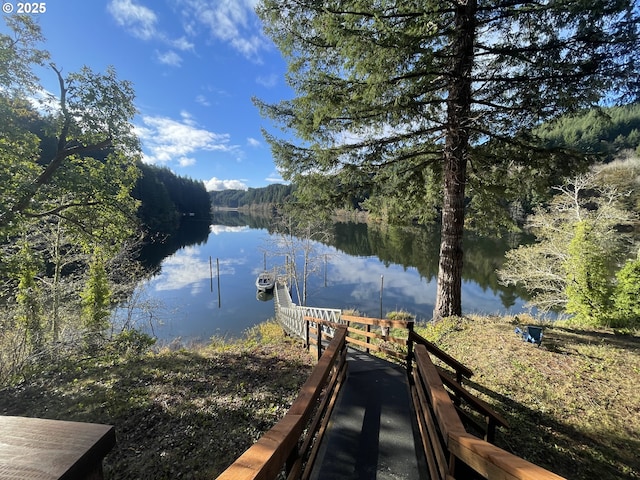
[256,271,276,291]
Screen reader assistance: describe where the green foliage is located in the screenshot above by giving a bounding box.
[386,310,415,321]
[106,329,156,357]
[414,317,465,345]
[594,156,640,214]
[133,163,211,234]
[0,15,49,93]
[242,320,288,346]
[80,252,111,335]
[0,17,160,357]
[613,255,640,328]
[256,0,639,318]
[209,183,294,208]
[564,221,615,326]
[14,241,43,350]
[499,172,636,326]
[535,104,640,160]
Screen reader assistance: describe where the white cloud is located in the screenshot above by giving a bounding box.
[150,246,249,294]
[247,137,261,147]
[256,74,278,88]
[152,246,209,294]
[156,50,183,67]
[195,94,211,107]
[135,113,239,166]
[108,0,158,41]
[179,110,197,125]
[265,170,285,183]
[108,0,194,54]
[172,36,195,51]
[176,0,269,61]
[178,157,196,167]
[210,225,250,235]
[204,177,249,191]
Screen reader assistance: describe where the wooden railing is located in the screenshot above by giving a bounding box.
[411,344,565,479]
[409,331,508,443]
[305,314,414,365]
[270,288,564,479]
[215,326,348,480]
[409,331,473,382]
[301,315,508,443]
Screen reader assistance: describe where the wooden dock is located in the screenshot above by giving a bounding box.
[309,349,426,480]
[219,280,566,480]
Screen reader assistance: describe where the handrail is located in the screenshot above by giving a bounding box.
[305,314,414,366]
[411,344,565,480]
[409,330,473,382]
[216,327,348,480]
[272,287,563,478]
[436,366,509,443]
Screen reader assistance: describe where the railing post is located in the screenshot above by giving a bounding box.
[366,323,370,353]
[406,322,414,378]
[317,323,323,361]
[285,447,299,478]
[305,317,310,350]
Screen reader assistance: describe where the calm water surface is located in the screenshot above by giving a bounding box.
[118,213,533,343]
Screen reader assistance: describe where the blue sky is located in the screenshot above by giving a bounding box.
[3,0,292,190]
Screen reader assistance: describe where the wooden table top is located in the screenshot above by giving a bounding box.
[0,416,116,480]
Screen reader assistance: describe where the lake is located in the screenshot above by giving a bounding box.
[115,211,534,344]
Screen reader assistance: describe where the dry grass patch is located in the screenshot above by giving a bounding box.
[0,321,314,479]
[415,315,640,480]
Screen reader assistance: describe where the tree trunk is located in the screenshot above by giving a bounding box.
[433,0,476,320]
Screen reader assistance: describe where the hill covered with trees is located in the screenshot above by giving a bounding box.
[133,163,211,235]
[535,103,640,159]
[209,183,294,208]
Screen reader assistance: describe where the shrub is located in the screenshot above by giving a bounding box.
[613,256,640,328]
[564,221,615,326]
[107,329,156,357]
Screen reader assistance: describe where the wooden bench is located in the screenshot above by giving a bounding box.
[0,416,115,480]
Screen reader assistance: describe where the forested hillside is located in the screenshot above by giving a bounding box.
[535,103,640,159]
[13,109,210,236]
[133,163,211,234]
[210,183,294,208]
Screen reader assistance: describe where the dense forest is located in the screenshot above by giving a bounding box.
[218,104,640,225]
[18,105,211,236]
[210,183,294,208]
[535,103,640,159]
[133,163,211,235]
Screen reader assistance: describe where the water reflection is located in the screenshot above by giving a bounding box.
[127,211,535,343]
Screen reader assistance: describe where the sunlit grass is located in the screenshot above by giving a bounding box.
[0,319,314,479]
[415,315,640,479]
[1,316,637,479]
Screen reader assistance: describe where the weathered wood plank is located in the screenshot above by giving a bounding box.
[0,416,115,480]
[448,433,566,480]
[414,345,467,444]
[410,331,473,380]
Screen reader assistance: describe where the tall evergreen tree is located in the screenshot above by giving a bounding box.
[255,0,639,319]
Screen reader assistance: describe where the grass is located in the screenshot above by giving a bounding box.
[415,315,640,480]
[0,316,638,479]
[0,321,314,479]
